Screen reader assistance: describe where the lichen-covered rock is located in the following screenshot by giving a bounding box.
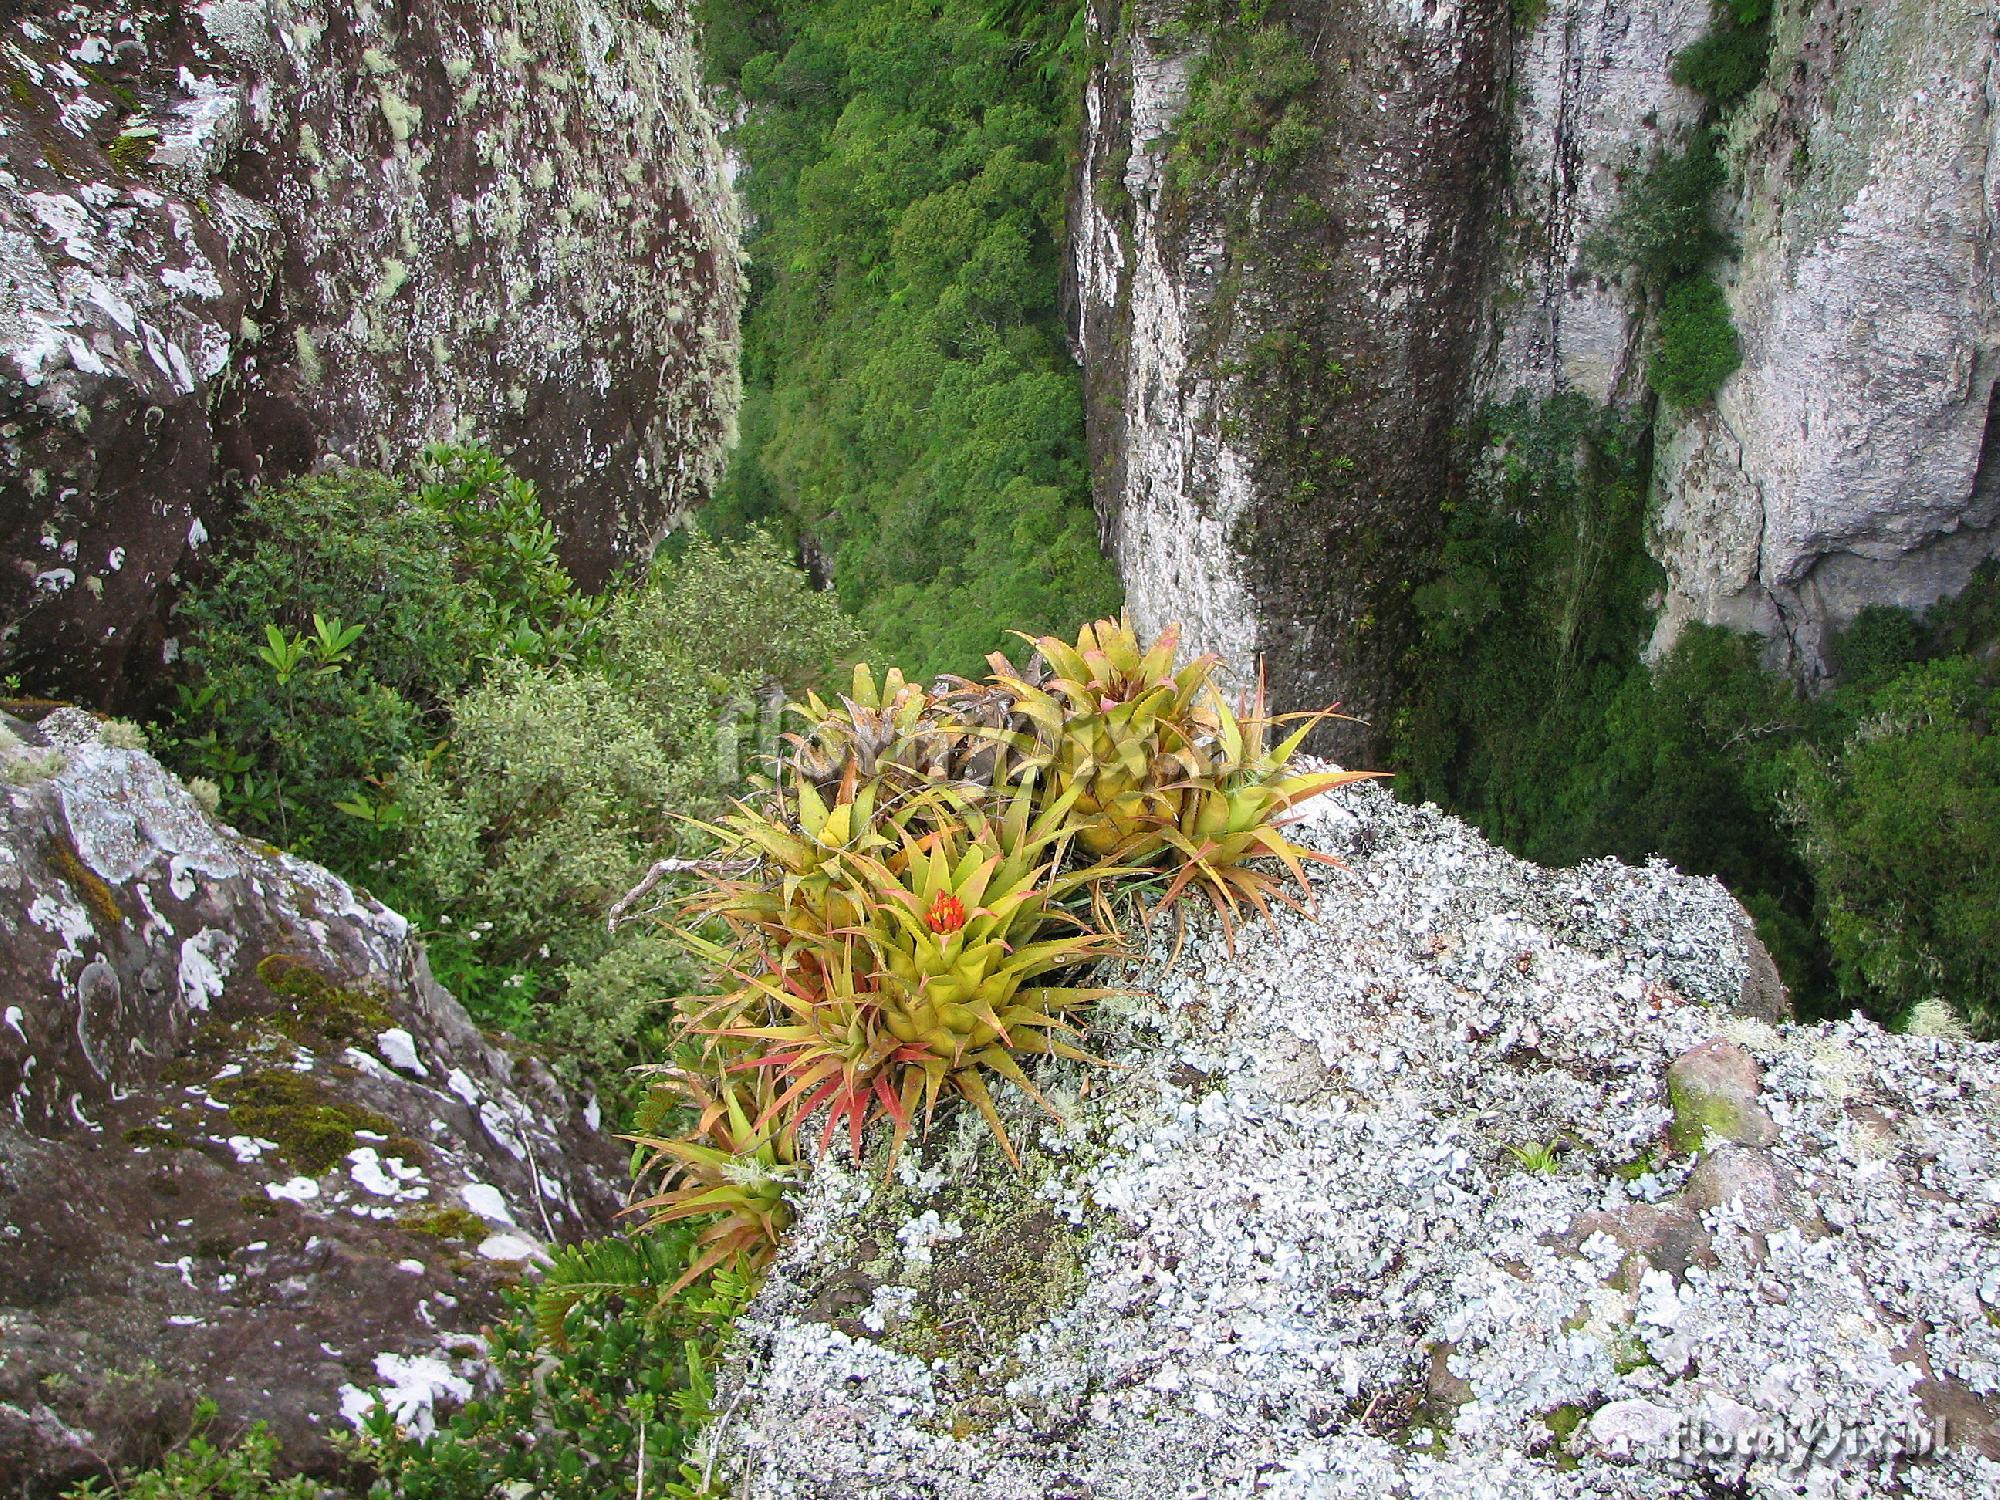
[0,711,626,1493]
[1649,0,2000,673]
[1,0,741,709]
[711,781,2000,1497]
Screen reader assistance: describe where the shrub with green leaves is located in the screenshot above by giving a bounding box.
[162,446,597,872]
[1672,0,1774,109]
[1650,274,1743,408]
[397,530,862,1102]
[356,1227,750,1499]
[62,1399,327,1499]
[1786,654,2000,1031]
[1587,132,1732,290]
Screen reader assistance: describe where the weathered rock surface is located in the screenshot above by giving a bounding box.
[1072,0,1509,758]
[711,782,2000,1497]
[1,0,741,709]
[1649,0,2000,673]
[1077,0,2000,730]
[0,710,625,1495]
[1478,0,1710,404]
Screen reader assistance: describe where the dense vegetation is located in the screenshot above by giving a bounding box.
[694,0,1120,678]
[162,449,861,1109]
[1396,388,2000,1031]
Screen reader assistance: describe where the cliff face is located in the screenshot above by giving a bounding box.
[1649,0,2000,672]
[1073,0,1509,758]
[1,0,741,709]
[1075,0,2000,730]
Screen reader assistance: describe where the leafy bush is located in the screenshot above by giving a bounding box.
[62,1399,326,1498]
[163,446,597,872]
[1650,274,1742,408]
[358,1227,751,1499]
[1785,630,2000,1030]
[1587,133,1731,290]
[1672,0,1774,109]
[398,531,863,1101]
[1170,27,1321,191]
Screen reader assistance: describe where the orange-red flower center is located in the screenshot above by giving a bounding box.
[926,893,967,934]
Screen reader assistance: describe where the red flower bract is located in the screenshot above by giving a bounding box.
[925,892,967,934]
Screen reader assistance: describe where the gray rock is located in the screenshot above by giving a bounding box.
[0,0,741,709]
[708,782,2000,1497]
[1075,0,2000,738]
[1072,0,1510,759]
[1649,0,2000,676]
[0,716,625,1493]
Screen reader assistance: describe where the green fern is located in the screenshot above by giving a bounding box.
[532,1232,694,1349]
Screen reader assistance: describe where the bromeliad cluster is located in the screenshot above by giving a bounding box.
[623,616,1379,1288]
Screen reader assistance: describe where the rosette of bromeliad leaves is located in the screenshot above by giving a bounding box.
[990,615,1384,941]
[630,614,1380,1288]
[673,775,1127,1174]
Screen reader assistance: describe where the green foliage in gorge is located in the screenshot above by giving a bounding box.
[1651,274,1743,409]
[1399,391,2000,1034]
[698,0,1121,679]
[1588,131,1732,292]
[1783,585,2000,1031]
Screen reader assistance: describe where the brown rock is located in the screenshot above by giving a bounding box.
[1667,1038,1780,1152]
[0,723,625,1492]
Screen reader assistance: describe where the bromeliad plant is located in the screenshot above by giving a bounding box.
[610,615,1382,1325]
[622,1069,802,1294]
[722,779,1128,1166]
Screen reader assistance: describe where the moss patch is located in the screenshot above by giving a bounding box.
[398,1205,485,1241]
[215,1069,393,1175]
[47,836,125,927]
[255,954,392,1050]
[1540,1402,1588,1471]
[123,1125,191,1149]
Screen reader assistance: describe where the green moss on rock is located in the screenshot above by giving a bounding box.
[397,1205,485,1241]
[255,954,392,1050]
[215,1069,393,1175]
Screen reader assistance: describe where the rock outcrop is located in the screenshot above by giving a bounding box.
[1072,0,1509,758]
[710,782,2000,1497]
[1647,0,2000,673]
[1,0,741,710]
[1074,0,2000,727]
[0,710,625,1494]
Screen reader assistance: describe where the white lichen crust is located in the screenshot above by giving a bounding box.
[716,782,2000,1498]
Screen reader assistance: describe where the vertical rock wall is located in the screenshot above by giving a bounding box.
[1072,0,1510,758]
[1649,0,2000,672]
[1,0,742,709]
[1077,0,2000,722]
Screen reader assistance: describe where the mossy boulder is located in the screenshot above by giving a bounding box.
[0,718,625,1492]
